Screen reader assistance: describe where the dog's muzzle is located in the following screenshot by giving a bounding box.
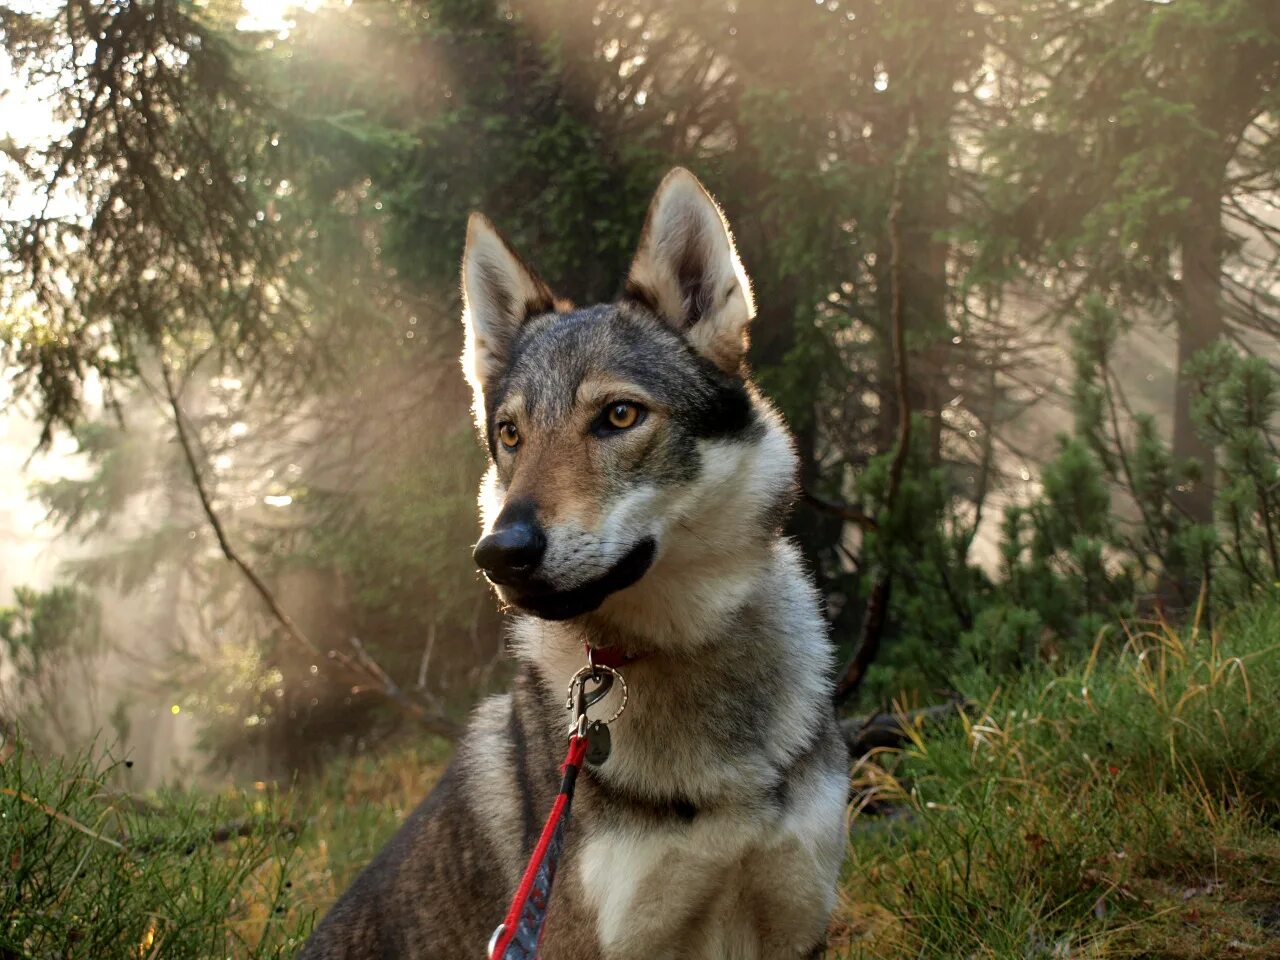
[488,537,657,621]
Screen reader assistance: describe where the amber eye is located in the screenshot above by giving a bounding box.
[497,422,520,449]
[605,402,641,430]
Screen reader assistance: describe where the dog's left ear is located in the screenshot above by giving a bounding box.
[460,213,557,413]
[626,168,755,373]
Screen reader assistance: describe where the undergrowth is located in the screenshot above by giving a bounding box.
[3,602,1277,958]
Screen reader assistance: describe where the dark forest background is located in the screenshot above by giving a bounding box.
[1,0,1278,783]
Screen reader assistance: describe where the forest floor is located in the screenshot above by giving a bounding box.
[3,600,1278,959]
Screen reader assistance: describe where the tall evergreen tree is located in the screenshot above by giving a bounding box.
[986,0,1280,525]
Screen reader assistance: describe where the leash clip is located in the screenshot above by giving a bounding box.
[563,663,627,732]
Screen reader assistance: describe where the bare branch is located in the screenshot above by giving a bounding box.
[801,489,878,529]
[161,362,460,739]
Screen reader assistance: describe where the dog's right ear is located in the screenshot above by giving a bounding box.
[460,213,556,413]
[625,168,755,374]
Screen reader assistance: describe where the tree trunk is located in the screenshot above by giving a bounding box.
[1171,182,1226,526]
[902,142,949,467]
[878,100,951,466]
[749,256,840,577]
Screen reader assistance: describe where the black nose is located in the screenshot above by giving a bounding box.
[474,508,546,584]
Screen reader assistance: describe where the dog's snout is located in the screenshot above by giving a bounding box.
[474,501,546,583]
[474,523,545,576]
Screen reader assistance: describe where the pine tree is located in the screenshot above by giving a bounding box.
[986,0,1280,527]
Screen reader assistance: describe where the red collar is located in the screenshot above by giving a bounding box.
[586,644,645,670]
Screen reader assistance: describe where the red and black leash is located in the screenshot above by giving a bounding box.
[486,731,589,959]
[488,649,629,959]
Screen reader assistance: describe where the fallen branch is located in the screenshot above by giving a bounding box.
[841,696,972,757]
[131,817,303,853]
[162,363,461,740]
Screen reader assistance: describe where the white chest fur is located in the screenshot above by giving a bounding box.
[577,764,847,960]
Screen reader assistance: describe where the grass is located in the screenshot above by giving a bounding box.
[0,737,450,958]
[829,600,1280,958]
[3,601,1278,958]
[1,747,307,957]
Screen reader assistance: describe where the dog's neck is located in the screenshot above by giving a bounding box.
[507,526,794,726]
[508,537,831,805]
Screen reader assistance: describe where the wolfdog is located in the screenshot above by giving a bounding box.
[301,169,849,959]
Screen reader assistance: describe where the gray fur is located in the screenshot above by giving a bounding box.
[302,169,848,960]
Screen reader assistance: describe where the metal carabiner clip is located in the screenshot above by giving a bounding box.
[564,665,615,714]
[563,663,628,728]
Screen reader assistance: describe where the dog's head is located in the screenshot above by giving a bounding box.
[461,169,795,623]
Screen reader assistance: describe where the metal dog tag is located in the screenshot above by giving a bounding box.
[585,720,612,765]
